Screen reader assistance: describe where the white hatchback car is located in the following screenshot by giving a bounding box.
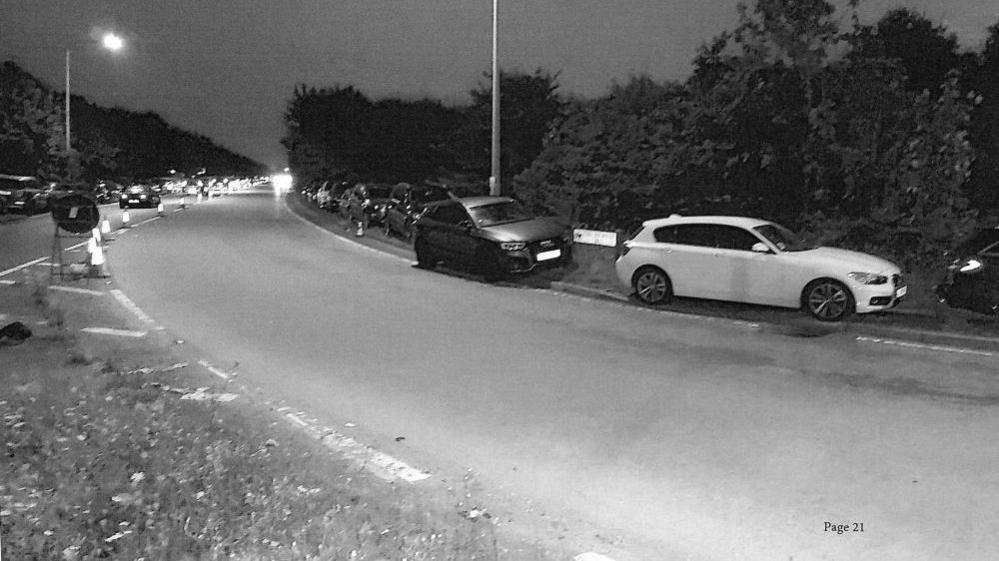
[615,215,906,321]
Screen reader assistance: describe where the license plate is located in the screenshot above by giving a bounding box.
[895,286,907,298]
[536,249,561,262]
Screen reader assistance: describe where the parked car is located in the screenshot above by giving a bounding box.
[315,181,334,210]
[119,184,162,209]
[0,174,48,214]
[615,215,906,322]
[935,226,999,316]
[345,183,393,228]
[383,183,453,239]
[413,196,573,281]
[94,180,123,203]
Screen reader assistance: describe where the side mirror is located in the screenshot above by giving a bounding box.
[751,242,770,254]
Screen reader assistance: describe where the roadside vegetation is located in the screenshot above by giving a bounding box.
[284,0,999,313]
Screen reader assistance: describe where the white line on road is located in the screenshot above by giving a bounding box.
[0,279,15,286]
[856,335,995,358]
[136,216,162,226]
[283,412,431,483]
[574,553,618,561]
[283,200,415,266]
[49,286,106,296]
[197,359,231,381]
[0,256,47,278]
[109,289,164,330]
[81,327,148,338]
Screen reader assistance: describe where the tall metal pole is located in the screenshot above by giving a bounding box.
[65,49,71,152]
[489,0,500,196]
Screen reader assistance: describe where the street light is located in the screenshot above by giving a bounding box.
[65,32,124,152]
[490,0,500,196]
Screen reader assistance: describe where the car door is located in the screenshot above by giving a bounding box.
[432,202,478,263]
[661,224,732,300]
[710,225,787,305]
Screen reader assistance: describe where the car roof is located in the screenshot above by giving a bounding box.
[640,215,774,230]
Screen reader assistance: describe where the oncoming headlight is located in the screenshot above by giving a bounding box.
[500,242,526,251]
[848,272,888,285]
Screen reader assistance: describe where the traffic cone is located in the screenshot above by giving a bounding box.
[197,192,203,203]
[180,196,186,209]
[87,236,97,255]
[157,202,164,216]
[100,218,111,235]
[91,227,102,244]
[89,243,108,278]
[121,210,131,228]
[355,221,364,237]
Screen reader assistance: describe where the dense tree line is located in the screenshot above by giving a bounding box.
[513,1,999,274]
[0,61,265,184]
[281,70,562,193]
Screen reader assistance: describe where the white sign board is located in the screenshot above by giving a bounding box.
[573,229,617,247]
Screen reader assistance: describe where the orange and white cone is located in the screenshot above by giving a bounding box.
[101,218,111,235]
[197,192,203,203]
[91,227,102,244]
[121,210,131,228]
[180,196,186,209]
[157,202,164,216]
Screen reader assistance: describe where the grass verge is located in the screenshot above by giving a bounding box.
[1,278,554,561]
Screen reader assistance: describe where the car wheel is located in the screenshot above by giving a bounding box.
[414,238,435,269]
[633,266,672,305]
[803,279,854,322]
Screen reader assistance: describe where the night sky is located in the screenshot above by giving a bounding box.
[2,1,997,169]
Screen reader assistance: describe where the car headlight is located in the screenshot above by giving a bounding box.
[140,194,147,199]
[500,242,526,251]
[848,272,888,285]
[958,259,983,273]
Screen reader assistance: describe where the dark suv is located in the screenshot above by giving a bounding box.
[0,174,48,214]
[935,227,999,315]
[119,184,162,209]
[383,183,453,240]
[413,196,573,281]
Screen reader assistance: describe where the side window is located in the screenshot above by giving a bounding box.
[428,203,469,225]
[673,225,716,247]
[715,226,763,251]
[653,226,677,243]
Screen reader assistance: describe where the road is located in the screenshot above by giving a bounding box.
[5,188,999,560]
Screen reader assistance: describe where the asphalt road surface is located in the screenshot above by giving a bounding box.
[22,188,999,560]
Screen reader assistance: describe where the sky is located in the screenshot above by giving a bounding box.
[2,1,998,170]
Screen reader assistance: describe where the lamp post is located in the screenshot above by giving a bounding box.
[490,0,500,196]
[65,32,123,152]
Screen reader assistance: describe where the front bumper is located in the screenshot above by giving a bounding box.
[499,242,573,274]
[853,274,907,314]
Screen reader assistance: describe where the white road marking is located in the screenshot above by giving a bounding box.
[49,286,105,296]
[136,216,162,226]
[0,256,47,278]
[197,359,231,381]
[109,289,164,330]
[283,412,431,483]
[856,335,995,358]
[0,279,15,286]
[81,327,147,338]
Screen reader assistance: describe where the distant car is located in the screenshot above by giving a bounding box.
[383,183,453,240]
[615,215,906,321]
[0,174,48,214]
[413,196,573,281]
[935,227,999,316]
[94,180,123,203]
[119,184,161,209]
[346,183,392,228]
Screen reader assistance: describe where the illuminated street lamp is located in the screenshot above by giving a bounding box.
[66,32,124,152]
